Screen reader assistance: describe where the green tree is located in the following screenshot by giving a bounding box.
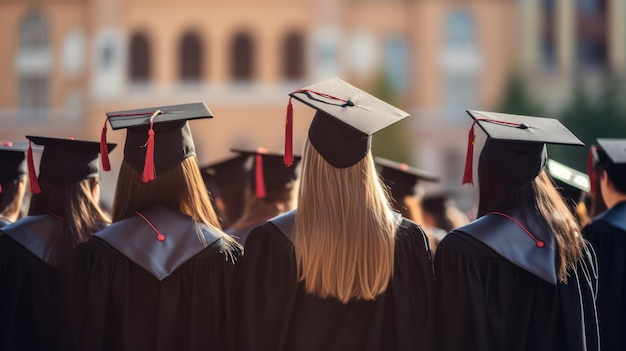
[497,70,544,117]
[550,75,626,172]
[371,71,413,163]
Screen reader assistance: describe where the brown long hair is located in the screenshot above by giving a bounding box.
[0,176,26,221]
[229,181,297,231]
[478,161,583,282]
[28,177,110,268]
[113,156,240,248]
[293,140,397,303]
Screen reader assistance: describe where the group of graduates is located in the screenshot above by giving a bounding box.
[0,77,624,351]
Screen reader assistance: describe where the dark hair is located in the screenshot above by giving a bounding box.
[478,154,583,282]
[0,176,26,220]
[28,177,110,268]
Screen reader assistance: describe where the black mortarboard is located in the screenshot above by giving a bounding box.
[231,147,302,199]
[200,154,250,198]
[0,142,30,185]
[285,77,409,168]
[546,159,590,204]
[26,136,116,193]
[101,102,212,182]
[592,138,626,191]
[463,110,584,186]
[375,157,439,200]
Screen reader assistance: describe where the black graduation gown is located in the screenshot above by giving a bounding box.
[583,201,626,351]
[435,223,599,351]
[68,206,242,351]
[0,215,74,351]
[237,213,435,351]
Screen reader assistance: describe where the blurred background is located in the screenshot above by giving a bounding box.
[1,0,626,215]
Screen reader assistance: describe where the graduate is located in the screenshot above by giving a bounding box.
[0,141,32,227]
[200,153,249,230]
[226,147,301,245]
[0,136,115,351]
[375,156,440,250]
[582,138,626,351]
[68,103,242,351]
[238,78,435,351]
[434,111,599,351]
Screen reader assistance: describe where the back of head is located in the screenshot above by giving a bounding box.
[294,141,396,303]
[593,139,626,195]
[469,111,584,282]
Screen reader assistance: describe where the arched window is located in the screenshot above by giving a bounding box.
[231,32,253,81]
[129,32,151,82]
[179,32,203,81]
[282,32,305,80]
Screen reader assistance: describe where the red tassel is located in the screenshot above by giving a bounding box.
[27,141,41,194]
[588,145,597,195]
[100,119,111,172]
[284,97,294,167]
[255,152,266,199]
[141,128,156,182]
[462,122,477,186]
[0,184,3,193]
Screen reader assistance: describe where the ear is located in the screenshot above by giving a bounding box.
[600,169,612,190]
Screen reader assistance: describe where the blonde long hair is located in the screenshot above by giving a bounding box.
[113,156,240,248]
[293,140,397,303]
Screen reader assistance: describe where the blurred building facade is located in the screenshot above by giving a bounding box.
[1,0,617,210]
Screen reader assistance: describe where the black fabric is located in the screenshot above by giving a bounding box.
[0,150,26,184]
[226,223,258,246]
[480,139,547,187]
[237,218,435,351]
[435,232,599,351]
[0,232,73,351]
[123,120,196,175]
[376,157,439,201]
[26,136,116,188]
[68,225,242,351]
[308,111,371,168]
[583,201,626,351]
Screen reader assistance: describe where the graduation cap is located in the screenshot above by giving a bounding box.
[590,138,626,192]
[231,147,302,199]
[200,154,250,198]
[285,77,409,168]
[0,141,42,193]
[101,102,212,182]
[375,157,439,201]
[546,159,590,204]
[463,110,584,186]
[26,136,117,194]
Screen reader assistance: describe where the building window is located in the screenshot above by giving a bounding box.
[129,33,151,82]
[231,32,254,81]
[19,77,48,111]
[20,11,49,50]
[17,11,50,114]
[383,36,408,93]
[179,32,203,82]
[541,0,556,68]
[282,32,305,80]
[441,9,481,123]
[576,0,607,68]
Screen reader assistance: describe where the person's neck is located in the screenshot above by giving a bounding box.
[605,191,626,209]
